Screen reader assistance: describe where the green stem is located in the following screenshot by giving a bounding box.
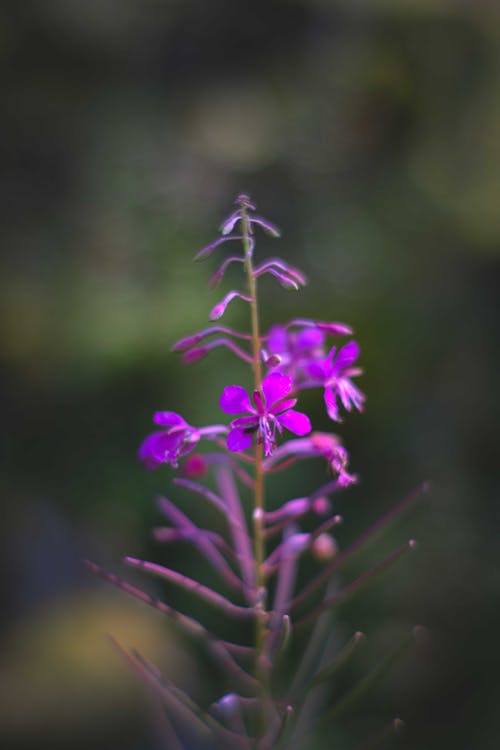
[240,202,267,680]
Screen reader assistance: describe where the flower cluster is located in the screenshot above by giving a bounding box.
[89,195,425,750]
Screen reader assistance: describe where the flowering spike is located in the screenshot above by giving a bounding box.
[210,291,252,321]
[96,195,424,744]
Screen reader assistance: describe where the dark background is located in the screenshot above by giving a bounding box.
[1,1,499,748]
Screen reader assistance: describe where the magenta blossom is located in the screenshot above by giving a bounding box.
[139,412,226,469]
[220,372,311,456]
[263,324,325,383]
[307,341,365,422]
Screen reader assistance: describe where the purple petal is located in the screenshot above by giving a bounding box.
[139,432,182,469]
[324,386,340,421]
[220,385,253,415]
[153,411,187,428]
[271,398,297,415]
[262,372,293,408]
[331,341,360,375]
[253,389,264,414]
[295,328,324,351]
[325,345,337,375]
[278,410,312,436]
[227,428,254,452]
[305,359,328,381]
[337,378,365,412]
[178,432,200,455]
[267,325,287,355]
[316,321,353,336]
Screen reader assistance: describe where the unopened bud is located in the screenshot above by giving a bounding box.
[182,454,207,478]
[311,496,331,516]
[182,347,208,364]
[265,354,282,368]
[311,533,338,561]
[316,321,353,336]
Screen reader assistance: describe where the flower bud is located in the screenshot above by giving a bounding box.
[311,496,331,516]
[182,454,207,478]
[311,533,338,561]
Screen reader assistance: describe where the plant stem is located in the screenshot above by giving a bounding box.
[240,201,267,675]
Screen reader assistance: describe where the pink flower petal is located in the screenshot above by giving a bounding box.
[270,398,297,415]
[316,321,353,336]
[253,389,264,414]
[278,409,312,436]
[295,328,324,351]
[153,411,186,428]
[324,386,340,421]
[267,325,287,354]
[139,432,183,468]
[337,378,365,412]
[325,345,337,374]
[305,360,328,381]
[220,385,254,415]
[331,341,360,374]
[227,427,254,452]
[262,372,292,408]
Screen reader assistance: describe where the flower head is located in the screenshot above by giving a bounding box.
[220,372,311,456]
[139,412,200,469]
[307,340,365,421]
[264,324,325,384]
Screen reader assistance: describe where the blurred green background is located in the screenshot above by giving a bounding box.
[1,1,499,748]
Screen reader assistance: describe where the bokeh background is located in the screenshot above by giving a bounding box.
[2,1,499,748]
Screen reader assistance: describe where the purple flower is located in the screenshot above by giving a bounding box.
[139,412,200,469]
[307,341,365,422]
[139,412,226,469]
[220,372,312,456]
[263,324,325,384]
